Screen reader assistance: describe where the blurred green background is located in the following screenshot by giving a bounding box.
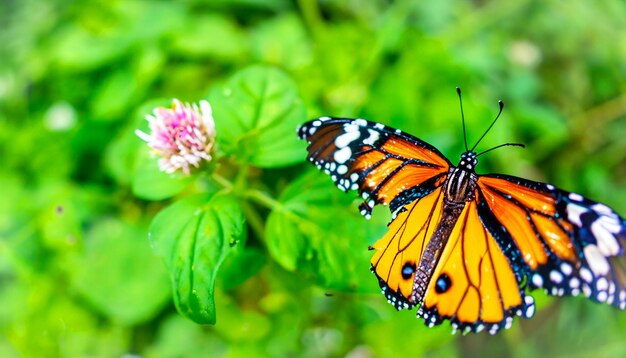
[2,0,626,357]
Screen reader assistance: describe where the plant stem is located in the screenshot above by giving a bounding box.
[240,201,266,241]
[297,0,324,37]
[245,188,282,211]
[211,172,233,190]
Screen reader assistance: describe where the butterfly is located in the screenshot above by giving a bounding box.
[297,88,626,335]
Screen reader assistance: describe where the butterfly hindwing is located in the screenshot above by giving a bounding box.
[298,117,451,218]
[477,174,626,309]
[418,200,535,335]
[370,186,445,310]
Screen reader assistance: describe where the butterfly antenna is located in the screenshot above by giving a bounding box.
[457,87,469,152]
[470,99,504,152]
[476,142,525,157]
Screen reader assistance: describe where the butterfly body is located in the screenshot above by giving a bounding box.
[409,154,481,305]
[298,115,626,334]
[409,202,465,304]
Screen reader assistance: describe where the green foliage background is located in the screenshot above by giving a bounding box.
[1,0,626,357]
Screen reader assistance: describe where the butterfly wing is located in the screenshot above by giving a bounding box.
[298,117,451,218]
[369,186,445,310]
[417,199,536,334]
[477,174,626,309]
[370,184,535,334]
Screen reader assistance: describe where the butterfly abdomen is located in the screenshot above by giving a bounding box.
[411,202,467,303]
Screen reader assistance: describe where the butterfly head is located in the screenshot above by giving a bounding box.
[458,151,478,172]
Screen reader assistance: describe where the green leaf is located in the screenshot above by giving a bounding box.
[70,218,171,325]
[211,291,271,342]
[144,315,228,357]
[219,247,266,291]
[49,25,131,71]
[265,171,388,291]
[131,146,193,200]
[209,65,307,168]
[106,98,171,186]
[170,14,248,61]
[250,14,312,70]
[90,68,139,121]
[150,193,246,324]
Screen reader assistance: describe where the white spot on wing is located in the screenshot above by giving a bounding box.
[566,203,587,227]
[524,296,535,318]
[374,123,385,130]
[580,267,593,283]
[344,123,359,133]
[334,147,352,164]
[362,129,380,145]
[335,131,361,148]
[583,244,610,276]
[560,262,573,276]
[591,220,620,256]
[337,164,348,175]
[569,193,584,202]
[532,274,543,288]
[592,203,614,216]
[598,215,622,234]
[550,270,563,284]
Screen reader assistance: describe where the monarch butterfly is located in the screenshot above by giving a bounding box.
[297,88,626,335]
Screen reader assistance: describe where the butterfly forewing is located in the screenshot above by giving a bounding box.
[298,117,450,218]
[477,174,626,309]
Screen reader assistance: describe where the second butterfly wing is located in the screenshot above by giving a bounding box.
[477,174,626,309]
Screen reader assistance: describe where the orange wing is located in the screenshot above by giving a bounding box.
[478,174,626,310]
[369,186,445,310]
[418,200,535,334]
[298,118,450,218]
